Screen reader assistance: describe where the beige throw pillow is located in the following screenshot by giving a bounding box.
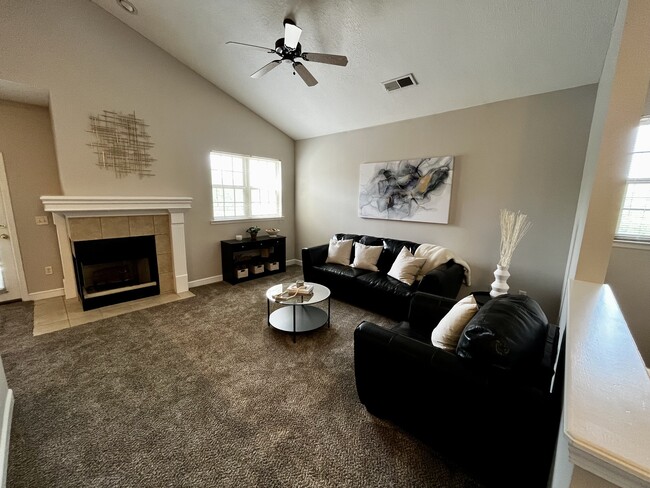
[351,242,383,271]
[325,238,353,266]
[431,295,479,351]
[387,246,426,285]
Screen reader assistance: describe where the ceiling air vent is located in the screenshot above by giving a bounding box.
[382,73,417,92]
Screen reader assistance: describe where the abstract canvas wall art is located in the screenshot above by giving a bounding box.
[359,156,454,224]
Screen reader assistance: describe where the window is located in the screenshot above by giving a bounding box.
[616,117,650,242]
[210,151,282,221]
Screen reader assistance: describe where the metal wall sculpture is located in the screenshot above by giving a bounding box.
[88,110,155,178]
[358,156,454,224]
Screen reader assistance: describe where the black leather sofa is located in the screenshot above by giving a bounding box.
[354,292,564,488]
[302,233,466,319]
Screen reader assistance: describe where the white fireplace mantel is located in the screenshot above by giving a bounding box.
[41,196,192,300]
[41,195,193,214]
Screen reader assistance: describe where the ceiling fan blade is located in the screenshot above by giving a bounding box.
[226,41,275,53]
[293,62,318,87]
[302,52,349,66]
[284,22,302,50]
[251,60,282,79]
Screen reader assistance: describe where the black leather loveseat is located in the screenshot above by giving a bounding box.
[302,233,467,319]
[354,292,563,487]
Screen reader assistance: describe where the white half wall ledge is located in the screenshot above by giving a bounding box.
[566,280,650,488]
[40,196,193,299]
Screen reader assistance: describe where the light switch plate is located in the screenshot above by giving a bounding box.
[35,216,48,225]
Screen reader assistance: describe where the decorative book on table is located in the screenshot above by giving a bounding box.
[287,283,314,295]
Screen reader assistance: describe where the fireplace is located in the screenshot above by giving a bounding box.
[73,236,160,310]
[40,196,192,305]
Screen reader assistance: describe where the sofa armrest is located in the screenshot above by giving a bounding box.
[354,321,479,413]
[417,261,465,298]
[301,244,328,268]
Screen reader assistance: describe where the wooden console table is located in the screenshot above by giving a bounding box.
[220,236,286,284]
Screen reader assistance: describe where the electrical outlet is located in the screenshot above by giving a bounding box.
[35,216,48,225]
[519,290,527,296]
[44,266,53,275]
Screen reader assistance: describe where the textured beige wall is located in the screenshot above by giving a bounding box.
[0,0,295,286]
[606,246,650,363]
[295,85,598,320]
[0,100,63,294]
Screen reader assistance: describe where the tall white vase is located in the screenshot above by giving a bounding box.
[490,265,510,297]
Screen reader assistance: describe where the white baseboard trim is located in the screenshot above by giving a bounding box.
[188,275,222,288]
[0,389,14,488]
[188,260,302,288]
[28,288,65,301]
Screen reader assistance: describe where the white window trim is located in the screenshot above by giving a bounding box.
[614,116,650,243]
[210,217,285,225]
[612,239,650,250]
[209,151,282,223]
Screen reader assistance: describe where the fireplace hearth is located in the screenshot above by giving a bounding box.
[73,235,159,310]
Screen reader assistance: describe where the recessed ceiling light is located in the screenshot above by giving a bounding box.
[116,0,137,14]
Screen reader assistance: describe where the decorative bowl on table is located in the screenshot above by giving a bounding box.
[266,228,280,237]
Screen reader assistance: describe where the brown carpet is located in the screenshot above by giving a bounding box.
[0,266,482,487]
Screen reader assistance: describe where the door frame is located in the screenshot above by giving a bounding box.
[0,153,28,302]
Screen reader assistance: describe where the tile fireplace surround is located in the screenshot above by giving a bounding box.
[40,196,192,302]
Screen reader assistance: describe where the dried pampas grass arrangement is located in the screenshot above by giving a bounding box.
[498,209,532,268]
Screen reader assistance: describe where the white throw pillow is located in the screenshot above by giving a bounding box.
[325,238,353,266]
[431,295,478,351]
[351,242,383,271]
[387,246,426,285]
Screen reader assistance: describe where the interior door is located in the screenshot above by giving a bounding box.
[0,153,23,303]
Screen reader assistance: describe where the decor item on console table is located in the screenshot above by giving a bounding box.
[490,208,532,297]
[221,235,285,284]
[354,291,562,488]
[246,226,260,241]
[302,233,470,320]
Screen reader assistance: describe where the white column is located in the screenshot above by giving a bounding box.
[52,213,77,299]
[169,210,189,293]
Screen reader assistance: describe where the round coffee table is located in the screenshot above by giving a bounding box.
[266,282,331,342]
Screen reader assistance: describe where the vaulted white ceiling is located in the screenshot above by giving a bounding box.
[89,0,620,140]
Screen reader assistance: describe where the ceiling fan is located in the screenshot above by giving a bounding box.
[226,18,348,87]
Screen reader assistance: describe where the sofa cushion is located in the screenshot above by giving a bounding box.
[351,242,383,271]
[377,238,419,272]
[387,246,426,285]
[431,294,478,351]
[326,238,353,265]
[356,272,413,298]
[456,295,548,374]
[313,263,370,279]
[359,235,383,247]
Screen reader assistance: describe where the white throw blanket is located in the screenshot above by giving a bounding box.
[414,243,471,286]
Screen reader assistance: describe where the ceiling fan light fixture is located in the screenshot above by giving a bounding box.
[284,23,302,51]
[116,0,138,15]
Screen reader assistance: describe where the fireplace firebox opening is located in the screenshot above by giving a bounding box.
[73,235,160,310]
